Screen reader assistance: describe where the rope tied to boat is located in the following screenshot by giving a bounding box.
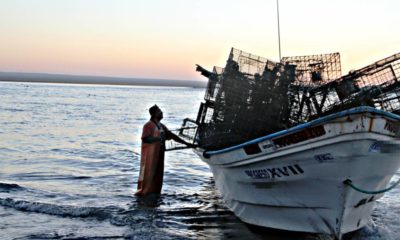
[343,179,400,194]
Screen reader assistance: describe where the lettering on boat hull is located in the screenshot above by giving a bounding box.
[244,164,304,179]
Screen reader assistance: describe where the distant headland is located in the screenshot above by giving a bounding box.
[0,72,207,88]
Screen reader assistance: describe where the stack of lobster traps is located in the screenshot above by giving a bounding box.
[173,48,400,151]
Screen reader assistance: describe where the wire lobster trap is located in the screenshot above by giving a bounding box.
[284,52,400,122]
[283,52,342,124]
[165,124,197,151]
[282,52,341,86]
[315,53,400,116]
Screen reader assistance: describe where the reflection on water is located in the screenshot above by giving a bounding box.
[0,82,398,240]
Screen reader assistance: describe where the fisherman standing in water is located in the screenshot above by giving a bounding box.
[135,105,195,196]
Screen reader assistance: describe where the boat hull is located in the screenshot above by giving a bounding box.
[195,109,400,238]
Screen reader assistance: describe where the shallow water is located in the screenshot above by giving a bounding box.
[0,82,399,240]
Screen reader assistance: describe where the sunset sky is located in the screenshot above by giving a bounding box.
[0,0,399,81]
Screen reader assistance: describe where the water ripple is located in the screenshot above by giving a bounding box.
[10,173,91,181]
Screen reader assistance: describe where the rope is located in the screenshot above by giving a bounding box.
[343,179,400,194]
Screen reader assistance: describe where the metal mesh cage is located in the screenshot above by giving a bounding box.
[321,53,400,116]
[165,123,197,151]
[282,52,341,86]
[229,48,277,76]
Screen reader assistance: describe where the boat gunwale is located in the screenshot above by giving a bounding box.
[203,106,400,157]
[214,133,395,167]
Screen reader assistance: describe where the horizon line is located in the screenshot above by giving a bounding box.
[0,71,207,88]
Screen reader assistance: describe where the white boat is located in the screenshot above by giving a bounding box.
[193,106,400,239]
[170,47,400,239]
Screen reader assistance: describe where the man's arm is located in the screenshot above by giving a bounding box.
[142,136,161,144]
[166,131,196,148]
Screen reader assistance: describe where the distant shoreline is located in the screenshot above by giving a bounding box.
[0,72,207,88]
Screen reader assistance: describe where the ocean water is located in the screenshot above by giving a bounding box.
[0,81,399,240]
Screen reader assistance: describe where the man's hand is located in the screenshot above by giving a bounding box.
[186,143,197,148]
